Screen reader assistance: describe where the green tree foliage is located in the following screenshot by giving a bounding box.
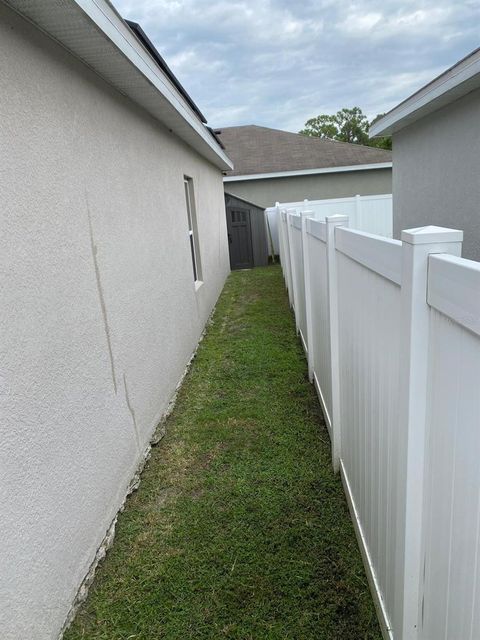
[298,114,339,140]
[299,107,392,150]
[368,113,392,150]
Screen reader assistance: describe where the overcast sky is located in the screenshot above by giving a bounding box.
[113,0,479,132]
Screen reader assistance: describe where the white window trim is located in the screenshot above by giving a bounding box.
[184,177,203,287]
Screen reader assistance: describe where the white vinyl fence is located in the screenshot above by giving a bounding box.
[278,206,480,640]
[265,206,280,255]
[268,193,392,255]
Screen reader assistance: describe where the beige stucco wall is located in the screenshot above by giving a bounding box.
[0,5,229,639]
[224,167,392,208]
[392,88,480,259]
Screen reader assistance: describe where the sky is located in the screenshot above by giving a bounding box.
[113,0,480,132]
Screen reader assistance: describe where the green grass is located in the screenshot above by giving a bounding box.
[65,265,381,640]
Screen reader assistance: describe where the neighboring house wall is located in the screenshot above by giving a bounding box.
[224,168,392,209]
[392,88,480,259]
[0,6,229,640]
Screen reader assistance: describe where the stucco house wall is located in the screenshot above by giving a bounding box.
[0,5,229,639]
[224,168,392,209]
[392,87,480,259]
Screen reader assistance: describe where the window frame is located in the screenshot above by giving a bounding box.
[183,176,203,286]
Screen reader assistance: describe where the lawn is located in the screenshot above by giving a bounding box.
[65,265,381,640]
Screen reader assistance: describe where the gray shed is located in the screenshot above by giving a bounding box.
[225,192,268,270]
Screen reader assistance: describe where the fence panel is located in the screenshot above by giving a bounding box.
[280,210,294,306]
[278,202,480,639]
[288,213,308,350]
[275,194,392,237]
[278,209,288,287]
[277,208,284,274]
[336,227,403,635]
[306,219,332,431]
[419,254,480,640]
[265,206,280,254]
[354,194,393,237]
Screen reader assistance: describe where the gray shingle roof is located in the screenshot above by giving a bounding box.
[216,125,392,177]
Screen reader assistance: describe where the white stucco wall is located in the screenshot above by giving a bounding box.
[392,87,480,259]
[0,5,229,639]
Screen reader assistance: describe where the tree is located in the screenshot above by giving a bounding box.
[300,107,369,144]
[299,107,392,150]
[367,113,392,150]
[298,114,339,140]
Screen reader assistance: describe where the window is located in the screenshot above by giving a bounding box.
[184,176,202,284]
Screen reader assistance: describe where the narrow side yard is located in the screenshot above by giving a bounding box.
[65,265,381,640]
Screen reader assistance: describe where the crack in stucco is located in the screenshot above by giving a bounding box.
[123,372,141,453]
[85,193,117,394]
[59,305,217,638]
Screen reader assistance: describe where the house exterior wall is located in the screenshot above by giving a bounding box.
[392,88,480,259]
[223,168,392,209]
[0,6,229,640]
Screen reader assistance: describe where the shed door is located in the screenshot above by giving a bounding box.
[227,207,254,270]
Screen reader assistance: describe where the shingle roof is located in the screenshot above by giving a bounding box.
[216,125,392,177]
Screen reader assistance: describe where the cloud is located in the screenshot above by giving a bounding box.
[112,0,480,131]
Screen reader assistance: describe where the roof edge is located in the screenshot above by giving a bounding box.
[4,0,233,170]
[217,124,393,153]
[223,162,392,182]
[370,47,480,137]
[125,20,207,124]
[224,191,265,210]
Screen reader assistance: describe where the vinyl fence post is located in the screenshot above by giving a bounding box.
[325,214,349,473]
[280,210,293,306]
[395,225,463,640]
[286,211,295,308]
[301,211,315,382]
[276,205,284,281]
[286,210,300,331]
[355,194,361,228]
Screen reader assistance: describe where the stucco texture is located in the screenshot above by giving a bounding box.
[392,88,480,260]
[223,168,392,209]
[0,6,229,639]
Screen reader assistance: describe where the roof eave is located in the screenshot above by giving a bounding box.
[4,0,233,171]
[223,162,393,182]
[370,48,480,137]
[125,19,208,124]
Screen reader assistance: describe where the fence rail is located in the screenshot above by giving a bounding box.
[278,203,480,640]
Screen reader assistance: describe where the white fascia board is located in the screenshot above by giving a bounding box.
[370,48,480,137]
[4,0,233,171]
[223,162,392,182]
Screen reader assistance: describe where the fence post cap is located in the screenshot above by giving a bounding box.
[401,225,463,245]
[326,214,349,225]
